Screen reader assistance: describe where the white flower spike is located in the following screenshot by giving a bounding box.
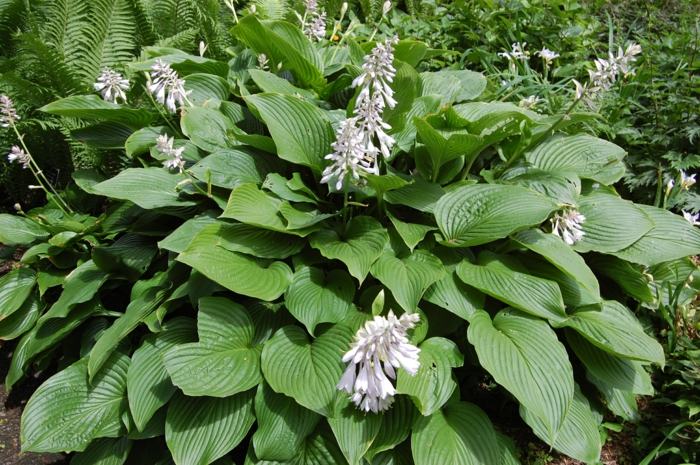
[7,145,31,169]
[302,0,326,42]
[683,211,700,226]
[94,68,130,104]
[551,207,586,245]
[0,94,20,127]
[148,59,191,113]
[536,47,559,64]
[338,310,420,413]
[156,134,186,173]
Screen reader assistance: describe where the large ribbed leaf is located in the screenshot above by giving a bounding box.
[435,184,557,247]
[411,401,500,465]
[252,383,320,461]
[514,229,600,302]
[396,337,463,416]
[370,250,445,312]
[217,223,304,259]
[92,234,157,280]
[164,297,262,397]
[384,178,445,213]
[0,268,36,320]
[127,318,196,430]
[234,15,324,88]
[423,268,484,321]
[177,225,292,301]
[521,387,601,463]
[456,259,567,322]
[184,73,230,105]
[70,437,131,465]
[21,352,130,453]
[261,324,354,416]
[190,148,273,189]
[92,168,196,209]
[245,427,346,465]
[611,205,700,266]
[387,212,435,251]
[566,331,652,395]
[468,310,574,441]
[48,260,108,318]
[328,397,382,465]
[0,214,49,245]
[525,134,626,185]
[0,292,40,340]
[181,107,234,152]
[41,95,153,127]
[574,191,654,253]
[365,396,416,461]
[158,215,218,254]
[165,391,255,465]
[285,266,355,335]
[244,93,333,171]
[553,300,664,365]
[310,216,389,283]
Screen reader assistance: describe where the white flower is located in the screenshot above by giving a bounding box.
[382,0,392,16]
[156,134,185,173]
[580,42,642,106]
[666,178,675,193]
[0,94,19,127]
[7,145,30,169]
[519,95,542,109]
[551,207,586,245]
[680,171,696,190]
[498,42,530,62]
[257,53,270,71]
[683,211,700,226]
[536,47,559,64]
[148,59,191,113]
[338,310,420,413]
[302,0,326,41]
[199,41,208,57]
[322,36,398,191]
[94,68,130,104]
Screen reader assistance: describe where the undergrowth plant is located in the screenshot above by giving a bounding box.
[0,5,699,465]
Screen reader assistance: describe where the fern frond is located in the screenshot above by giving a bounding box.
[252,0,290,21]
[38,0,91,70]
[155,27,199,50]
[13,32,84,95]
[0,0,25,48]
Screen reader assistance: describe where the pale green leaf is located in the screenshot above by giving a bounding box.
[92,168,196,209]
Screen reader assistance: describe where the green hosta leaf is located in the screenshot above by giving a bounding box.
[553,300,664,365]
[278,203,334,231]
[387,211,435,251]
[70,437,131,465]
[233,16,325,88]
[397,337,463,416]
[435,184,557,247]
[0,268,36,320]
[0,214,49,245]
[365,396,416,461]
[164,297,262,397]
[611,205,700,266]
[261,324,354,416]
[252,383,320,461]
[0,292,41,340]
[370,250,446,312]
[166,391,255,465]
[245,426,346,465]
[501,168,581,205]
[181,107,233,152]
[285,266,355,335]
[21,352,130,453]
[521,387,601,463]
[92,168,196,209]
[41,95,153,127]
[420,70,486,103]
[411,401,500,465]
[587,255,654,304]
[131,52,228,77]
[190,148,274,189]
[456,259,567,322]
[514,229,600,302]
[221,183,287,232]
[310,216,389,283]
[574,191,654,253]
[264,173,319,204]
[184,73,230,105]
[525,134,626,185]
[586,374,640,421]
[177,225,292,301]
[566,331,652,395]
[249,69,316,98]
[158,215,219,254]
[384,178,445,213]
[415,120,482,181]
[125,126,168,157]
[127,318,196,431]
[92,234,157,280]
[468,310,574,440]
[218,222,304,259]
[424,269,483,321]
[244,93,333,171]
[328,397,382,465]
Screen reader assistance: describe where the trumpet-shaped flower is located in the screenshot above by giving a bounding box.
[156,134,185,173]
[148,59,190,113]
[7,145,30,169]
[551,207,586,245]
[0,94,19,127]
[338,310,420,413]
[683,211,700,226]
[680,171,696,190]
[302,0,326,41]
[94,69,130,104]
[536,47,559,64]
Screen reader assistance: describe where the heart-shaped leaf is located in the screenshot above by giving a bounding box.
[164,297,262,397]
[0,268,36,320]
[328,397,382,465]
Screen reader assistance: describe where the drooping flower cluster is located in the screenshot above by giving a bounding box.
[338,311,420,413]
[302,0,326,42]
[156,134,185,172]
[680,170,697,190]
[321,36,398,190]
[573,43,642,107]
[148,60,191,113]
[94,69,130,104]
[536,47,559,64]
[7,145,30,169]
[499,42,530,62]
[257,53,270,71]
[0,94,20,128]
[683,211,700,226]
[551,207,586,245]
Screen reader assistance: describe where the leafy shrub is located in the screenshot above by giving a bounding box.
[1,5,699,465]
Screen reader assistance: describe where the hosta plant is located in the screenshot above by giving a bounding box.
[1,9,700,465]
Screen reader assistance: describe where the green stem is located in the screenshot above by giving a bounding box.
[142,84,182,137]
